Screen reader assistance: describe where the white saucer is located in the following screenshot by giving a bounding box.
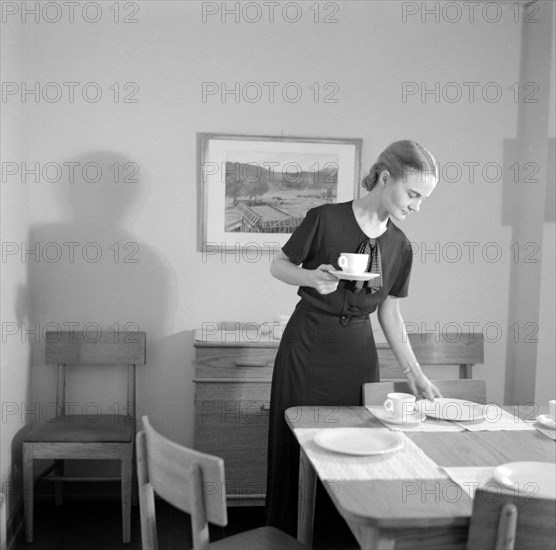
[493,462,556,499]
[536,415,556,430]
[418,398,486,421]
[373,408,426,426]
[328,269,380,282]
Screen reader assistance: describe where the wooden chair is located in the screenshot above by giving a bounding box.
[377,332,484,380]
[467,487,556,549]
[137,415,309,550]
[0,492,6,550]
[363,379,487,405]
[22,330,146,543]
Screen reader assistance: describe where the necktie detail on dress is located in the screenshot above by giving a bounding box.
[353,238,383,293]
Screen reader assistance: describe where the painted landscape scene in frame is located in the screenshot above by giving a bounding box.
[224,150,340,234]
[199,134,362,251]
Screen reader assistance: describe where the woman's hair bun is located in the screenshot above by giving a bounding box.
[362,140,437,191]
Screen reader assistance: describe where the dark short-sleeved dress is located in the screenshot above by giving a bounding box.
[265,201,413,536]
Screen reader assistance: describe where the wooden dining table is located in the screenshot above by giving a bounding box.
[285,405,556,550]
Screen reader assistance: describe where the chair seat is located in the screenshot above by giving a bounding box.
[23,415,135,443]
[210,526,309,550]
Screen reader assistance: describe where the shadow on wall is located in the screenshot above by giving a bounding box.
[138,330,196,444]
[23,150,180,432]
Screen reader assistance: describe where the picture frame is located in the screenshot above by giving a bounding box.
[198,133,362,252]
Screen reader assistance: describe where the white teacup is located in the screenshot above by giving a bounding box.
[337,253,369,274]
[549,400,555,420]
[384,392,417,422]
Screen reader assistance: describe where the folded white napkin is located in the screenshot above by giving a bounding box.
[457,405,536,431]
[296,428,448,481]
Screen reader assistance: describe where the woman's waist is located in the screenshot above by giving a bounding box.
[295,300,371,324]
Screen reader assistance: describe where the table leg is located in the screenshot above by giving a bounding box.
[297,447,317,545]
[350,523,395,550]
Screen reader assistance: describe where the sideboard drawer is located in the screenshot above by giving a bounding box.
[195,381,272,403]
[196,347,276,380]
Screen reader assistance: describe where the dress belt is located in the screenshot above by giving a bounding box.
[297,301,371,326]
[339,314,369,326]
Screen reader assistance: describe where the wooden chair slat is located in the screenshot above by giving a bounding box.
[380,332,484,380]
[45,331,146,365]
[408,333,484,364]
[142,416,227,527]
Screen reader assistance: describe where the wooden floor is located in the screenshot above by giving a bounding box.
[15,498,358,550]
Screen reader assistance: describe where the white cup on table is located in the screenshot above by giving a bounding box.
[383,392,417,422]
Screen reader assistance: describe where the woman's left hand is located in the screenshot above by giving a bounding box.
[406,369,442,401]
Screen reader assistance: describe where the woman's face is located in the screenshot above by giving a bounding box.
[381,170,437,222]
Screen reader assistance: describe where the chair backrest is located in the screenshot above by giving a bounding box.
[379,332,484,380]
[467,488,556,550]
[362,379,487,405]
[138,416,227,534]
[45,331,146,418]
[45,330,146,364]
[407,332,484,365]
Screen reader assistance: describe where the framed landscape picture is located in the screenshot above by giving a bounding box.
[198,133,362,252]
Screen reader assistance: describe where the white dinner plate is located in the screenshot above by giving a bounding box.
[536,415,556,430]
[328,269,380,282]
[313,428,403,456]
[372,408,426,427]
[493,462,556,499]
[418,398,486,421]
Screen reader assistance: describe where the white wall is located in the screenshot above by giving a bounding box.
[0,22,32,534]
[1,0,553,526]
[534,3,556,409]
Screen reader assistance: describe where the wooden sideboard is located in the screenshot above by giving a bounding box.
[193,327,483,506]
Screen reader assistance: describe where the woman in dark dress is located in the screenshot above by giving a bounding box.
[265,140,443,537]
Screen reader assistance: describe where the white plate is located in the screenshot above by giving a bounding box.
[313,428,403,456]
[493,462,556,499]
[372,408,426,426]
[418,398,486,421]
[536,415,556,430]
[328,269,380,282]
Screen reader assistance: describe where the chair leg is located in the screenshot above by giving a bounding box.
[54,460,64,505]
[22,445,34,543]
[137,431,158,550]
[121,445,133,544]
[131,445,139,507]
[1,491,7,550]
[459,363,472,379]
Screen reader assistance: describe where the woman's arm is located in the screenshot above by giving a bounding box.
[270,251,339,295]
[377,295,442,400]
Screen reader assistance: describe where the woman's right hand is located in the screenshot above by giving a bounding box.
[311,264,339,295]
[270,253,339,294]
